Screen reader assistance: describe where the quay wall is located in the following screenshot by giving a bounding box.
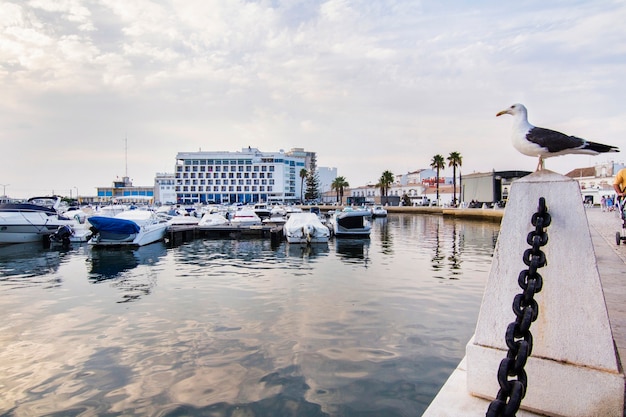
[304,205,504,222]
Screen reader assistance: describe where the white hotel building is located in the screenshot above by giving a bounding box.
[174,147,307,204]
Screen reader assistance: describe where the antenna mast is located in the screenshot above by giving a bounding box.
[125,134,128,178]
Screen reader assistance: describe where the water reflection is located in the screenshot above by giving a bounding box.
[335,239,371,266]
[375,217,393,255]
[0,242,70,286]
[285,242,330,259]
[87,242,167,303]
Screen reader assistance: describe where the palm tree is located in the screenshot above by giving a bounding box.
[378,170,394,204]
[447,152,463,206]
[299,168,307,204]
[331,176,349,205]
[430,154,445,204]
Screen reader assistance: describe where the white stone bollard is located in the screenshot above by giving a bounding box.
[466,170,624,416]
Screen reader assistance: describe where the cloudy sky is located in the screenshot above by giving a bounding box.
[1,0,625,198]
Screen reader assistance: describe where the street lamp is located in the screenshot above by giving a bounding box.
[0,184,9,197]
[74,187,79,203]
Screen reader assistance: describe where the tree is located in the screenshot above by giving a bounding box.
[430,154,445,203]
[447,151,463,206]
[305,170,320,202]
[331,176,349,205]
[378,170,394,204]
[299,168,307,203]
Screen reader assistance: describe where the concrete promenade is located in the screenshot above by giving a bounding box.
[585,206,626,391]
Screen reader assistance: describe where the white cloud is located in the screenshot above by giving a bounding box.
[0,0,625,198]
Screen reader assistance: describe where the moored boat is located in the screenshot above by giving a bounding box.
[0,196,85,244]
[198,212,229,226]
[88,210,169,247]
[329,207,372,238]
[370,205,388,218]
[230,208,262,226]
[283,212,330,244]
[253,203,272,220]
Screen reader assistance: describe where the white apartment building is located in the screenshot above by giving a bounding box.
[154,172,177,205]
[174,147,306,204]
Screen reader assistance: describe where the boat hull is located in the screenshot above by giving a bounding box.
[283,213,330,244]
[0,213,77,244]
[331,210,372,237]
[88,213,169,247]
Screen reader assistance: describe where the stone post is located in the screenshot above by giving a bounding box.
[466,170,624,416]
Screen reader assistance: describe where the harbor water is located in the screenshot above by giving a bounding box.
[0,213,499,417]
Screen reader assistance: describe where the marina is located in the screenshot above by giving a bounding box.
[0,213,499,416]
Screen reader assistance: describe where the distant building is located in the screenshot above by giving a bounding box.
[174,147,306,204]
[96,176,155,203]
[461,170,531,205]
[317,166,337,195]
[154,173,177,205]
[565,161,625,205]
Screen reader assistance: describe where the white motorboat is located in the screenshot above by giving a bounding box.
[370,205,388,218]
[253,203,272,220]
[230,208,262,226]
[329,207,372,237]
[88,210,169,247]
[198,212,229,226]
[283,212,330,244]
[0,196,85,244]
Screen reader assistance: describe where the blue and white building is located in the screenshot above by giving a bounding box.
[174,147,307,204]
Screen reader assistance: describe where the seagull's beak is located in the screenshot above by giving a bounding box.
[496,109,510,117]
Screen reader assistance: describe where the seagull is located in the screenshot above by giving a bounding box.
[496,103,619,171]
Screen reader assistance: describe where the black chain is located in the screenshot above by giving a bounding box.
[486,197,550,417]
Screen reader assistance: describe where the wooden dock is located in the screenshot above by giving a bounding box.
[166,224,284,246]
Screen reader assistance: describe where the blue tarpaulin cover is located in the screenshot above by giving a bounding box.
[88,216,140,234]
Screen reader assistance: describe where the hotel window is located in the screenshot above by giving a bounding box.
[215,166,221,172]
[261,166,267,172]
[260,186,265,191]
[246,166,251,172]
[269,166,274,172]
